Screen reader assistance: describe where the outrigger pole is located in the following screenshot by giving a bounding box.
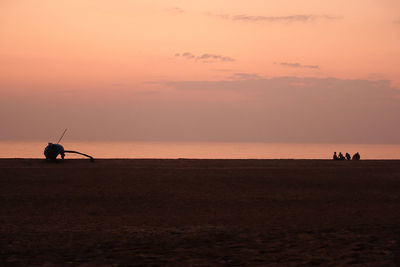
[57,128,68,144]
[64,150,94,161]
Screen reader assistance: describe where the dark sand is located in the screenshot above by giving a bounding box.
[1,159,400,266]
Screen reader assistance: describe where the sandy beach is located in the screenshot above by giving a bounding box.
[1,159,400,266]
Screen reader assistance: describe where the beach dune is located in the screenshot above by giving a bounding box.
[0,159,400,265]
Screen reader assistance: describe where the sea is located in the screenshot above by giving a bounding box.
[0,141,399,159]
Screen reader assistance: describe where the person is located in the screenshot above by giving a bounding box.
[333,152,339,160]
[338,152,345,160]
[352,152,360,160]
[345,153,351,160]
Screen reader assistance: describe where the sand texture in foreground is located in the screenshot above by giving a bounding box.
[1,159,400,266]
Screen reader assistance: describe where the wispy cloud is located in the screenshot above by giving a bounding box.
[209,13,337,23]
[175,52,195,59]
[393,20,400,24]
[198,53,235,62]
[175,52,235,63]
[229,73,262,80]
[214,69,234,73]
[166,7,185,14]
[278,62,320,69]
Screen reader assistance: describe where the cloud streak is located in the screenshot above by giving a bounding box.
[209,13,337,23]
[229,73,263,80]
[175,52,235,62]
[279,62,320,69]
[166,7,185,14]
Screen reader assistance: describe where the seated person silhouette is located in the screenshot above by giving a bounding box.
[352,152,360,160]
[345,153,351,160]
[333,152,339,160]
[338,152,345,160]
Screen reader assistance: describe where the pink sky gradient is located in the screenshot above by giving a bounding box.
[1,0,399,143]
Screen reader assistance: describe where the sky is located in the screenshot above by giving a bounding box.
[0,0,399,143]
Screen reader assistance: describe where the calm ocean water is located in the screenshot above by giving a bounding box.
[0,141,399,159]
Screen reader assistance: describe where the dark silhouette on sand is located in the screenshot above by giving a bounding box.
[44,143,65,160]
[352,152,360,160]
[333,151,360,160]
[44,129,94,161]
[44,143,94,161]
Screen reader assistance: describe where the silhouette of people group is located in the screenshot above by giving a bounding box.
[333,151,360,160]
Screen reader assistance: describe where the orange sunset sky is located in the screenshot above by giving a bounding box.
[1,0,399,143]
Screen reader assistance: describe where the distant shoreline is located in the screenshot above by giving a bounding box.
[1,142,399,159]
[1,158,400,161]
